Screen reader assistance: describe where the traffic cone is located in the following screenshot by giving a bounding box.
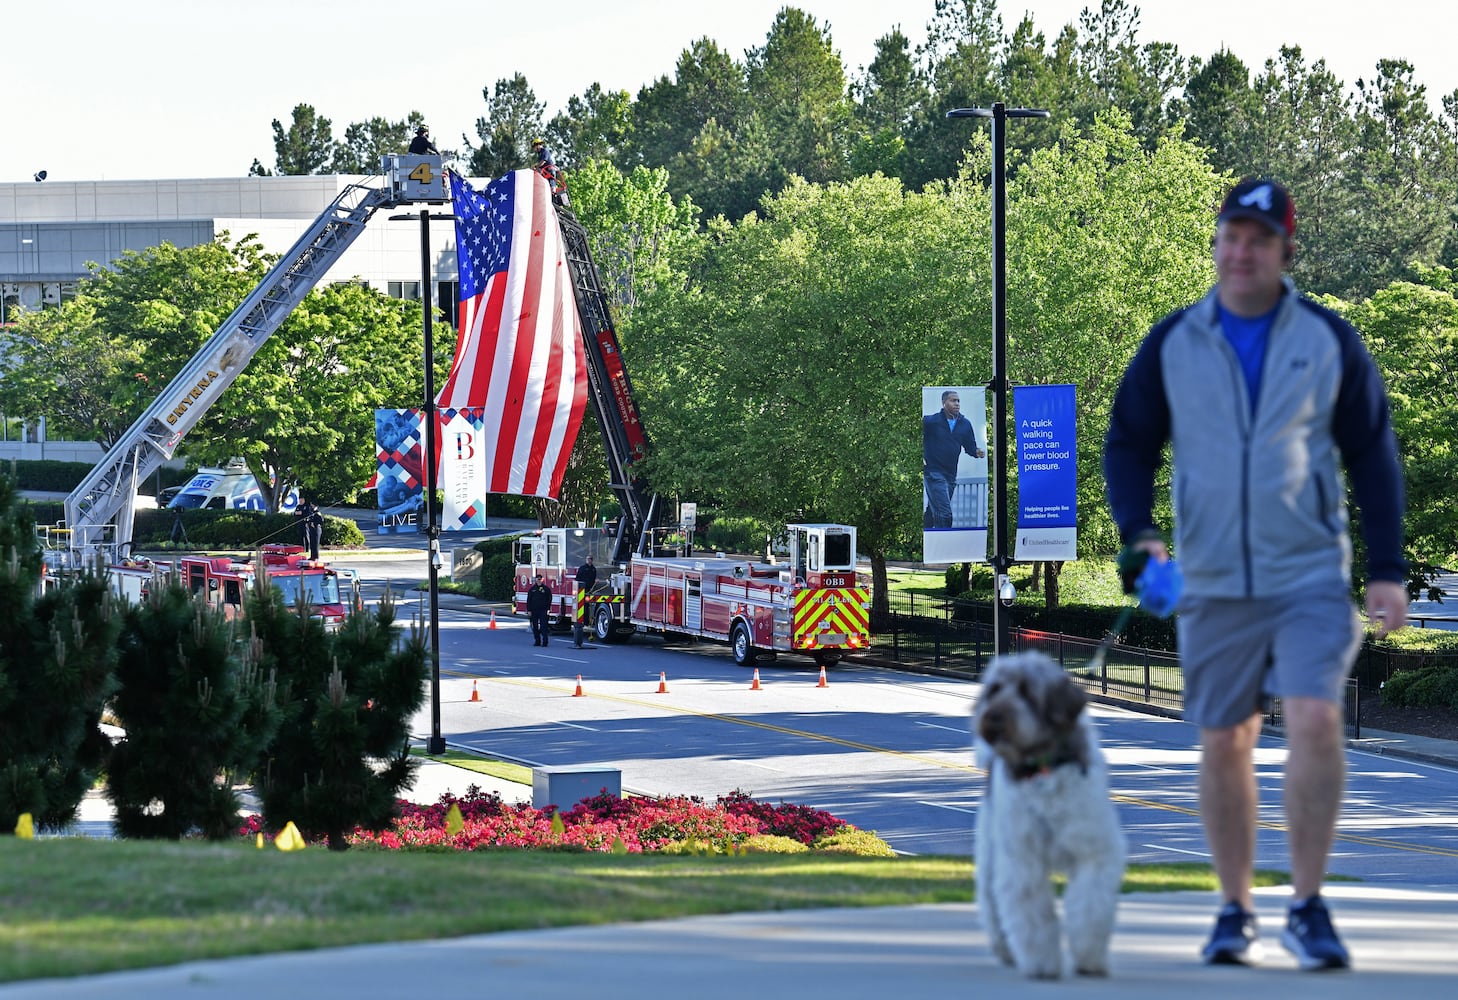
[656,671,668,694]
[573,674,584,697]
[750,668,762,691]
[816,665,828,688]
[469,680,481,702]
[489,610,497,629]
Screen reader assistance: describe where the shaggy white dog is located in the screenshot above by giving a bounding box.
[973,652,1126,979]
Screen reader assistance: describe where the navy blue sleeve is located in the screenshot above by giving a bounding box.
[1104,314,1177,544]
[1311,303,1408,583]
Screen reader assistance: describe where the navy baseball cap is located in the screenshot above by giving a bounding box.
[1218,178,1296,237]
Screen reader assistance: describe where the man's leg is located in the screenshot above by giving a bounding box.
[1200,712,1263,910]
[925,474,953,528]
[1281,695,1345,898]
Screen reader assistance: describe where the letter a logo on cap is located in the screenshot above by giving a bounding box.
[1238,184,1275,211]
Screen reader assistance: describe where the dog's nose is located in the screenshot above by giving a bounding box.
[979,709,1004,741]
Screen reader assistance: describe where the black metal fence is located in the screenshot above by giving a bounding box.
[871,591,1451,739]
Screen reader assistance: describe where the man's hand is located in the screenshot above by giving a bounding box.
[1365,580,1408,638]
[1116,536,1169,594]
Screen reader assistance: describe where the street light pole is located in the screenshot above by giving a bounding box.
[945,102,1049,657]
[392,207,454,756]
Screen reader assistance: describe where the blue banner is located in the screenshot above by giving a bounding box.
[1014,384,1077,561]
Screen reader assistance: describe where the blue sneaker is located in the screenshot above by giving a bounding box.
[1202,902,1264,965]
[1282,895,1350,970]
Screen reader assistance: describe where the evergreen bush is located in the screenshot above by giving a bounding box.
[0,475,121,833]
[107,580,280,839]
[1382,666,1458,710]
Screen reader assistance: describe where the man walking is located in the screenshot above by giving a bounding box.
[573,555,597,649]
[923,389,984,528]
[525,574,553,647]
[1104,178,1408,971]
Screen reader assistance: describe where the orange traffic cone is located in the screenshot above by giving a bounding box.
[470,680,481,702]
[816,665,828,688]
[489,610,497,629]
[573,674,584,697]
[750,668,762,691]
[656,671,668,694]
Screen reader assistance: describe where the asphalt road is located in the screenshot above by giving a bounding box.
[331,547,1458,886]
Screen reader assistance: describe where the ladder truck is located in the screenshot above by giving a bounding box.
[513,204,871,667]
[55,156,445,569]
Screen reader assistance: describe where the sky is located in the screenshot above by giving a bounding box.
[6,0,1455,184]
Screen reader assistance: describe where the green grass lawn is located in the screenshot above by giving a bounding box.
[0,834,1289,984]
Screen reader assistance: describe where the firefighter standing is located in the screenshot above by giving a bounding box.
[296,499,324,560]
[526,573,553,647]
[409,125,439,155]
[573,555,597,648]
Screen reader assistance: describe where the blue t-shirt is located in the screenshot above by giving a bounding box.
[1217,302,1278,414]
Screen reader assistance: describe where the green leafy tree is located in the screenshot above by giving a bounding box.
[629,171,988,618]
[901,0,1004,189]
[333,113,429,174]
[0,475,120,833]
[546,84,634,171]
[1003,109,1224,602]
[183,280,431,510]
[467,74,546,179]
[248,584,428,850]
[107,580,280,839]
[0,296,145,449]
[1327,265,1458,584]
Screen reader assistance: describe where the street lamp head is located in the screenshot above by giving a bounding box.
[945,107,1050,120]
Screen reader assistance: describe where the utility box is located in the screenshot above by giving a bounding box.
[532,765,621,810]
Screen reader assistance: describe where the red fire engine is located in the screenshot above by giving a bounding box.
[176,544,355,630]
[514,524,870,668]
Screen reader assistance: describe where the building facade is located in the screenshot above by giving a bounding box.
[0,173,460,460]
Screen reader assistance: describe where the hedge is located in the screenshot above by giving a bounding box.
[5,459,191,495]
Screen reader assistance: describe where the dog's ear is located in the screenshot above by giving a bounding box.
[1043,675,1087,732]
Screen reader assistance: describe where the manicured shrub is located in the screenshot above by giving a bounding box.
[1382,666,1458,711]
[813,828,897,857]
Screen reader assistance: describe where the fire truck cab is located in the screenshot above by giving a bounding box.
[512,526,616,627]
[177,544,354,629]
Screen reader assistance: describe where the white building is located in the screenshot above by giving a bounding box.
[0,173,459,461]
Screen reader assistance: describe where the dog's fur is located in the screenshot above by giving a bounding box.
[973,652,1126,979]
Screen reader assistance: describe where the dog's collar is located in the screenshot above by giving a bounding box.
[1007,740,1086,782]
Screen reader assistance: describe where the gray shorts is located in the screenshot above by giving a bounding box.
[1176,589,1363,729]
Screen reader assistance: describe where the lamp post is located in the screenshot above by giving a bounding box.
[945,102,1049,657]
[390,207,454,756]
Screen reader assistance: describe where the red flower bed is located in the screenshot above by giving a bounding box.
[237,788,856,853]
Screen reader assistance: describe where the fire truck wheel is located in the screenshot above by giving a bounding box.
[593,604,624,643]
[814,651,842,668]
[731,622,757,666]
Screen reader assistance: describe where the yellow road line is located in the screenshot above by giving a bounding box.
[461,671,1458,860]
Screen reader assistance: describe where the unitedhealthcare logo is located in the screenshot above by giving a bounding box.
[1238,184,1275,210]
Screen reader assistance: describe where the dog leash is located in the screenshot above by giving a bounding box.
[1084,555,1183,675]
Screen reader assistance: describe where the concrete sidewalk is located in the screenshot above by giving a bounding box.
[4,882,1455,998]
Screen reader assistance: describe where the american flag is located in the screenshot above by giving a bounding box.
[437,169,587,498]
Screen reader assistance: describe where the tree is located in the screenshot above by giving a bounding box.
[1003,109,1225,600]
[182,280,431,511]
[527,159,697,527]
[546,84,634,171]
[745,6,853,187]
[628,171,990,619]
[0,475,120,833]
[0,296,145,449]
[248,584,427,850]
[851,24,924,177]
[1328,265,1458,584]
[107,580,279,839]
[901,0,1003,189]
[265,104,337,175]
[1178,48,1260,175]
[333,113,428,174]
[467,74,546,179]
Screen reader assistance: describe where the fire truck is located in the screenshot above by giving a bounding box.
[514,523,870,667]
[511,206,871,667]
[175,544,356,629]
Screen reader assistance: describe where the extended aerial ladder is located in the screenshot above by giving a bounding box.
[553,206,663,564]
[62,158,445,565]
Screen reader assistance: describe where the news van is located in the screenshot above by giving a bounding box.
[166,461,300,512]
